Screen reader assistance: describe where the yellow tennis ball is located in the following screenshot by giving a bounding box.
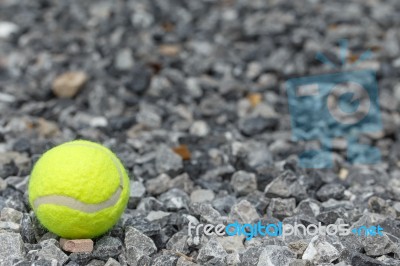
[28,140,130,239]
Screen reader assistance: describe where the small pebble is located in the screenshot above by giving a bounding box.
[60,239,94,253]
[0,21,19,39]
[190,189,215,203]
[52,71,88,98]
[104,258,121,266]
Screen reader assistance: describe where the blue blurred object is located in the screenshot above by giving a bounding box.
[287,69,382,168]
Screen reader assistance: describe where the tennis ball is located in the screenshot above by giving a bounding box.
[28,140,130,239]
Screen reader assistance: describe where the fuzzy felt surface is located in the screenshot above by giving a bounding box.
[35,187,129,239]
[28,140,130,238]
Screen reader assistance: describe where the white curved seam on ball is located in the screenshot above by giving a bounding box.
[33,142,124,213]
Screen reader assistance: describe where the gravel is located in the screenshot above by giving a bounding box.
[257,246,296,266]
[155,145,183,174]
[1,0,400,265]
[197,237,228,264]
[0,232,25,262]
[230,200,260,224]
[302,236,340,264]
[190,189,215,203]
[92,236,123,261]
[125,227,157,266]
[231,171,258,196]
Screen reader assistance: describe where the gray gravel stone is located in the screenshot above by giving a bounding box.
[0,21,19,39]
[146,211,171,226]
[190,202,223,224]
[241,246,266,266]
[361,234,395,256]
[316,184,346,202]
[289,259,312,266]
[155,145,183,174]
[166,231,189,254]
[0,232,25,261]
[168,173,195,194]
[176,257,199,266]
[20,214,36,244]
[136,105,162,129]
[114,49,134,71]
[265,171,307,201]
[125,227,157,266]
[197,238,227,264]
[66,261,80,266]
[0,221,20,232]
[351,252,391,266]
[124,216,161,237]
[104,258,121,266]
[230,171,257,196]
[257,245,296,266]
[190,189,215,203]
[242,142,274,169]
[380,218,400,239]
[92,236,123,260]
[37,242,68,265]
[136,197,164,212]
[0,178,7,192]
[229,200,260,224]
[288,240,309,257]
[146,173,172,195]
[368,196,397,218]
[68,252,92,265]
[217,235,245,254]
[159,188,190,211]
[190,121,209,137]
[295,199,321,217]
[302,235,340,264]
[0,207,23,224]
[267,198,296,220]
[127,65,152,93]
[86,260,106,266]
[129,181,146,208]
[316,208,347,225]
[239,116,278,136]
[212,195,236,215]
[151,254,179,266]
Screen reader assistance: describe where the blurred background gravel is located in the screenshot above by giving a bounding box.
[1,0,400,265]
